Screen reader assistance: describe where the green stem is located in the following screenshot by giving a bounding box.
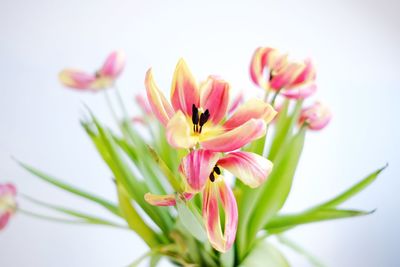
[104,89,120,126]
[114,84,129,119]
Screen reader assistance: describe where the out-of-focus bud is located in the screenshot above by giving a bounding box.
[299,102,332,130]
[59,50,126,92]
[250,47,288,90]
[0,183,17,230]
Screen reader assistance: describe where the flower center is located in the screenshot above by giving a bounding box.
[192,104,210,134]
[209,166,221,182]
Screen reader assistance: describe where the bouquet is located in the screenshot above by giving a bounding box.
[1,48,386,266]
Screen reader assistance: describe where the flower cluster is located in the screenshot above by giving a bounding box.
[3,47,383,267]
[250,47,331,130]
[144,59,276,252]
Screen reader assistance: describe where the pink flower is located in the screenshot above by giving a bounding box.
[0,183,17,230]
[145,149,273,252]
[146,59,277,152]
[299,102,332,130]
[250,47,317,99]
[59,51,125,92]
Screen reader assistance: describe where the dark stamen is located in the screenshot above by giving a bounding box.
[199,109,210,126]
[213,166,221,175]
[209,172,215,182]
[192,104,199,125]
[269,70,274,81]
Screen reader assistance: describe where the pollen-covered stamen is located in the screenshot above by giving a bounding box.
[209,165,221,182]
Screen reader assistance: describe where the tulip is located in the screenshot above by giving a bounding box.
[250,47,288,91]
[250,47,317,99]
[59,51,125,91]
[146,59,277,152]
[145,149,273,252]
[0,183,17,230]
[299,102,332,130]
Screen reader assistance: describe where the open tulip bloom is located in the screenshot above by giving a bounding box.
[5,48,386,266]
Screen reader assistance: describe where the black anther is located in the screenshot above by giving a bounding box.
[209,172,215,182]
[213,166,221,175]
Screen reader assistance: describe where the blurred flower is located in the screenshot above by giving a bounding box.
[145,149,273,252]
[250,47,288,91]
[250,47,317,99]
[299,102,332,130]
[0,183,17,230]
[146,59,276,152]
[59,51,125,91]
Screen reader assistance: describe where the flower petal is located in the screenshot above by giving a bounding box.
[270,62,303,90]
[223,99,277,130]
[281,83,317,99]
[59,69,97,90]
[299,102,332,131]
[250,47,287,90]
[200,76,230,125]
[287,59,316,89]
[228,91,244,115]
[144,192,193,206]
[166,111,198,149]
[0,212,11,230]
[179,149,220,192]
[217,151,273,188]
[99,50,126,79]
[203,178,238,253]
[171,59,200,115]
[145,69,175,126]
[201,119,266,152]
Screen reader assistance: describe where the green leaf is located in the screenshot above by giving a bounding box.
[220,245,235,267]
[89,114,173,233]
[146,145,183,192]
[176,195,207,242]
[268,99,303,160]
[240,127,306,259]
[17,160,121,217]
[266,208,373,233]
[21,194,126,228]
[311,165,387,210]
[117,183,161,248]
[239,241,289,267]
[277,235,325,267]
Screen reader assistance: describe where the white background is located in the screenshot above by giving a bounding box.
[1,0,399,266]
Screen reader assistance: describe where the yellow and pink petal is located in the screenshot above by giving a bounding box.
[99,50,126,79]
[170,59,200,116]
[179,149,220,192]
[223,99,277,130]
[144,192,193,207]
[59,69,98,90]
[299,102,332,131]
[217,151,273,188]
[203,178,238,253]
[201,119,266,152]
[0,183,17,231]
[145,69,175,126]
[166,111,198,149]
[200,76,230,125]
[281,83,317,99]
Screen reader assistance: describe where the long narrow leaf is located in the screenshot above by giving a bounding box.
[311,165,387,210]
[266,208,373,233]
[117,184,161,248]
[17,160,121,217]
[22,194,127,228]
